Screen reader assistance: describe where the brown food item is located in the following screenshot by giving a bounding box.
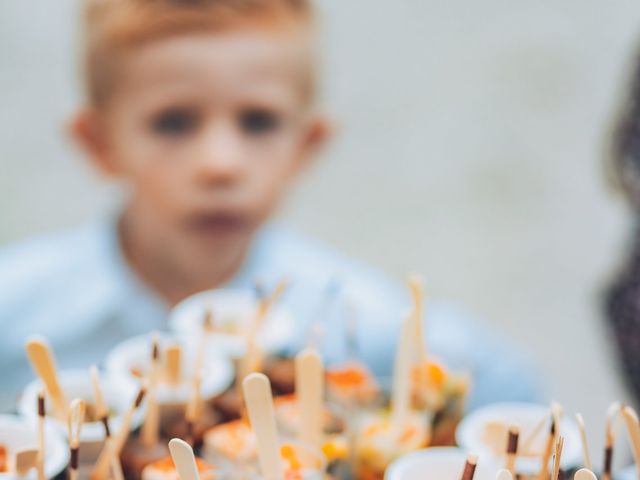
[161,406,222,449]
[263,356,295,395]
[0,445,7,473]
[212,388,243,421]
[121,436,170,480]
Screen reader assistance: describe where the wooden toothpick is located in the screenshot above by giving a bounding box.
[67,399,86,480]
[602,401,620,480]
[91,384,147,480]
[551,436,564,480]
[89,366,124,480]
[460,453,478,480]
[36,390,46,480]
[575,413,592,471]
[141,335,161,448]
[621,405,640,480]
[504,425,519,475]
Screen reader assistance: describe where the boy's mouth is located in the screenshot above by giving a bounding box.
[185,212,251,238]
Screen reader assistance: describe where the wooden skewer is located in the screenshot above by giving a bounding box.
[575,413,592,471]
[407,274,427,362]
[574,468,597,480]
[521,414,547,454]
[551,436,564,480]
[141,335,161,448]
[15,448,39,476]
[459,453,478,480]
[91,385,147,480]
[495,469,513,480]
[89,366,124,480]
[621,405,640,479]
[67,399,86,480]
[295,348,323,449]
[25,337,67,420]
[242,373,284,480]
[168,438,201,480]
[185,372,202,446]
[504,425,519,475]
[165,344,182,386]
[602,401,620,480]
[391,315,413,431]
[536,416,557,480]
[238,279,290,386]
[36,390,46,480]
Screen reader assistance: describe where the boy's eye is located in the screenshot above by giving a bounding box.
[239,109,280,135]
[150,108,199,136]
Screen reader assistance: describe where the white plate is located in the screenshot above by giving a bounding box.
[0,414,68,480]
[385,447,495,480]
[456,402,582,474]
[18,369,143,445]
[168,288,293,358]
[105,332,234,405]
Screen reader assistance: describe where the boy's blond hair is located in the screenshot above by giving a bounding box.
[82,0,314,106]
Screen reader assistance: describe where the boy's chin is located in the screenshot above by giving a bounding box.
[180,227,253,262]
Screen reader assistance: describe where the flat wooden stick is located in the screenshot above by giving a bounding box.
[242,373,284,480]
[90,367,124,480]
[185,373,202,446]
[574,469,597,480]
[459,453,478,480]
[168,438,200,480]
[67,399,86,480]
[141,336,161,448]
[36,390,46,480]
[295,348,323,449]
[621,405,640,479]
[407,274,427,362]
[391,315,413,430]
[496,470,513,480]
[575,413,592,470]
[91,385,147,480]
[165,344,182,385]
[504,425,519,475]
[25,337,67,420]
[603,401,620,480]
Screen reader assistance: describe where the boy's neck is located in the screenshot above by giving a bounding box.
[118,210,247,306]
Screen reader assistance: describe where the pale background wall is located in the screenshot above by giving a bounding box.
[1,0,639,461]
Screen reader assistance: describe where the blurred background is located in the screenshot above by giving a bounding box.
[1,0,639,453]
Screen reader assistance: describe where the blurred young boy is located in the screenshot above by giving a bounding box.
[0,0,541,408]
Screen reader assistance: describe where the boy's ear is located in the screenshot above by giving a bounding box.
[299,114,333,166]
[68,108,119,176]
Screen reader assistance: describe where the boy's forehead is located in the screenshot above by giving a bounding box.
[114,30,312,103]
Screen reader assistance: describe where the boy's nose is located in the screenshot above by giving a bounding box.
[195,123,245,186]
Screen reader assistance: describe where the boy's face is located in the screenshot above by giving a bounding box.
[76,29,326,277]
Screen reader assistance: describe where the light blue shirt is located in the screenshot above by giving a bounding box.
[0,219,544,411]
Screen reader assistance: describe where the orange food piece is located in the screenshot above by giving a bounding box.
[148,455,213,473]
[280,444,302,471]
[326,367,368,387]
[412,361,447,388]
[0,445,7,473]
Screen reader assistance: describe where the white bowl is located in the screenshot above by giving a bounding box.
[385,447,495,480]
[456,402,582,474]
[18,369,143,448]
[168,288,293,358]
[105,332,234,405]
[0,414,68,479]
